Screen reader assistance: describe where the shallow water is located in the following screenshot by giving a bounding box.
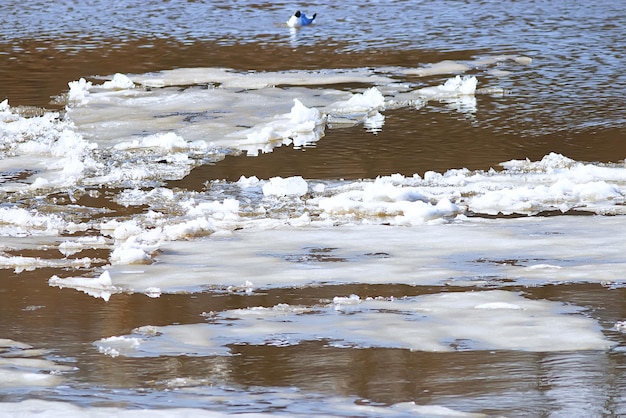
[1,1,626,417]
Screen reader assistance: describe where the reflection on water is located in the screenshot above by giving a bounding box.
[3,272,626,415]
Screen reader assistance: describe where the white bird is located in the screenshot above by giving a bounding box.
[287,10,316,27]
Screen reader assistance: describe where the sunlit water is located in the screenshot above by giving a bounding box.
[1,1,626,417]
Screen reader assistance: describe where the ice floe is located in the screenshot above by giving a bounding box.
[0,151,623,289]
[417,75,478,98]
[34,152,626,296]
[0,206,66,236]
[0,339,75,389]
[90,215,626,295]
[49,270,121,301]
[1,57,532,196]
[0,397,487,417]
[1,59,625,296]
[94,290,613,356]
[329,87,386,113]
[65,64,483,160]
[227,98,326,155]
[0,99,97,190]
[101,72,135,90]
[262,176,309,197]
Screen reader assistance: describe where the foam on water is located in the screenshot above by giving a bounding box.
[94,290,612,355]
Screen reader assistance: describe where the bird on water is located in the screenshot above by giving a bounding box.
[287,10,316,27]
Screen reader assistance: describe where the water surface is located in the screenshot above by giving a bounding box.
[1,1,626,417]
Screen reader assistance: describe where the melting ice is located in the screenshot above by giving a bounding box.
[0,55,625,297]
[2,49,625,418]
[0,338,74,389]
[94,290,613,356]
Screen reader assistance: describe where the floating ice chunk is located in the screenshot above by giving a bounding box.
[388,402,487,417]
[363,176,429,203]
[58,236,107,257]
[227,280,254,294]
[95,323,231,358]
[67,77,93,104]
[316,176,460,225]
[101,215,626,295]
[0,207,66,237]
[574,181,621,200]
[0,339,33,350]
[313,183,326,194]
[442,75,478,95]
[144,287,162,298]
[183,198,240,218]
[287,212,312,227]
[96,335,143,358]
[100,73,135,90]
[400,198,462,224]
[0,397,488,417]
[231,98,325,154]
[333,294,361,305]
[289,98,322,125]
[242,126,282,147]
[115,187,176,207]
[236,175,261,188]
[100,197,241,266]
[0,339,74,389]
[262,176,308,197]
[464,156,626,215]
[130,67,395,90]
[330,87,385,113]
[404,60,472,77]
[418,75,478,98]
[474,302,523,310]
[515,56,533,65]
[110,243,152,265]
[114,132,183,151]
[1,103,97,190]
[0,253,94,274]
[0,367,64,389]
[0,98,9,112]
[48,270,120,301]
[103,219,143,241]
[501,152,577,171]
[333,294,362,311]
[528,264,562,270]
[95,290,613,356]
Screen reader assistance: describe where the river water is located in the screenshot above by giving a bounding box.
[1,1,626,417]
